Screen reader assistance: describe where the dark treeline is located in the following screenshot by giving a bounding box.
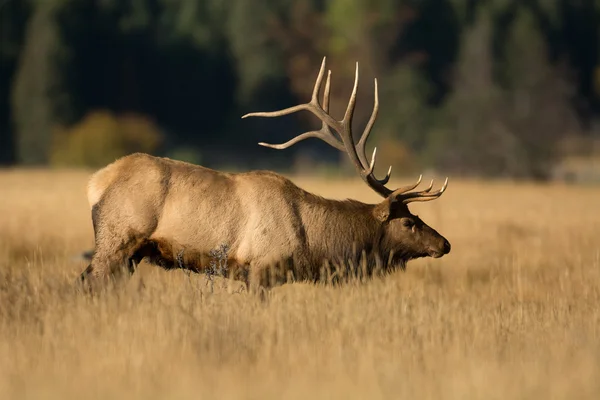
[1,0,600,180]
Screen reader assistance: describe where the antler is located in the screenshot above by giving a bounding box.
[391,176,448,204]
[241,57,448,203]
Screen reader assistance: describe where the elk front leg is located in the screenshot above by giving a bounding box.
[246,259,294,297]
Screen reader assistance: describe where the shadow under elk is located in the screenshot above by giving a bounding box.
[77,57,451,294]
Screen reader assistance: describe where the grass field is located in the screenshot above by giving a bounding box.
[0,168,599,399]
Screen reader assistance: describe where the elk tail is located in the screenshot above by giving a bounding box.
[86,159,123,209]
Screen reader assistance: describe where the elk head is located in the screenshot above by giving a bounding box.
[243,57,450,266]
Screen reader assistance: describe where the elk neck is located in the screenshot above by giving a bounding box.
[298,193,387,266]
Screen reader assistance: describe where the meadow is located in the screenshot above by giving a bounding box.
[0,168,599,399]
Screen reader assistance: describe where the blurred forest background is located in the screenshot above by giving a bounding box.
[1,0,600,181]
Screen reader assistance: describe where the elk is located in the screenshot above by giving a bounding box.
[77,57,451,294]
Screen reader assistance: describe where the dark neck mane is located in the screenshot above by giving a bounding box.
[297,192,392,273]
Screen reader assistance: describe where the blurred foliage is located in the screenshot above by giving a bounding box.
[427,4,580,180]
[427,6,507,176]
[50,110,163,168]
[164,146,203,166]
[1,0,599,180]
[374,138,417,177]
[0,0,31,164]
[11,1,63,165]
[499,8,579,179]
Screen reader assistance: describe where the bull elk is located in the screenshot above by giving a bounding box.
[77,57,451,294]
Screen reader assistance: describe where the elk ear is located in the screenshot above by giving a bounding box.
[373,199,392,222]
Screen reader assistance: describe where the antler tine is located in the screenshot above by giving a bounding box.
[242,57,328,120]
[317,69,338,140]
[257,130,345,151]
[342,62,359,127]
[388,174,423,197]
[356,78,377,167]
[356,78,392,185]
[413,179,434,194]
[311,56,328,104]
[242,56,337,127]
[334,62,369,171]
[400,177,449,203]
[323,69,332,112]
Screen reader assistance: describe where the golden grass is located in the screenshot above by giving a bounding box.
[0,168,599,399]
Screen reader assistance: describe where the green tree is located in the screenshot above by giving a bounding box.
[10,1,62,165]
[429,6,507,176]
[499,7,579,179]
[224,0,285,105]
[0,0,32,164]
[433,5,580,179]
[374,64,433,176]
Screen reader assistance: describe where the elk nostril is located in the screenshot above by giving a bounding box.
[443,240,451,254]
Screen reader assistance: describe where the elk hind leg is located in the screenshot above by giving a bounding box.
[77,192,160,292]
[78,231,147,293]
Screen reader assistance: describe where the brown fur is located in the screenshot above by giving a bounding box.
[78,153,450,293]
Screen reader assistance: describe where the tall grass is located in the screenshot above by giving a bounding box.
[0,169,598,399]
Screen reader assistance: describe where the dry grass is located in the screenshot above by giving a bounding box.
[0,168,599,399]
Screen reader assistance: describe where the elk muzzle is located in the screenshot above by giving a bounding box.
[429,237,451,258]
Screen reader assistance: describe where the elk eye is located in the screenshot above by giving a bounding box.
[401,218,414,228]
